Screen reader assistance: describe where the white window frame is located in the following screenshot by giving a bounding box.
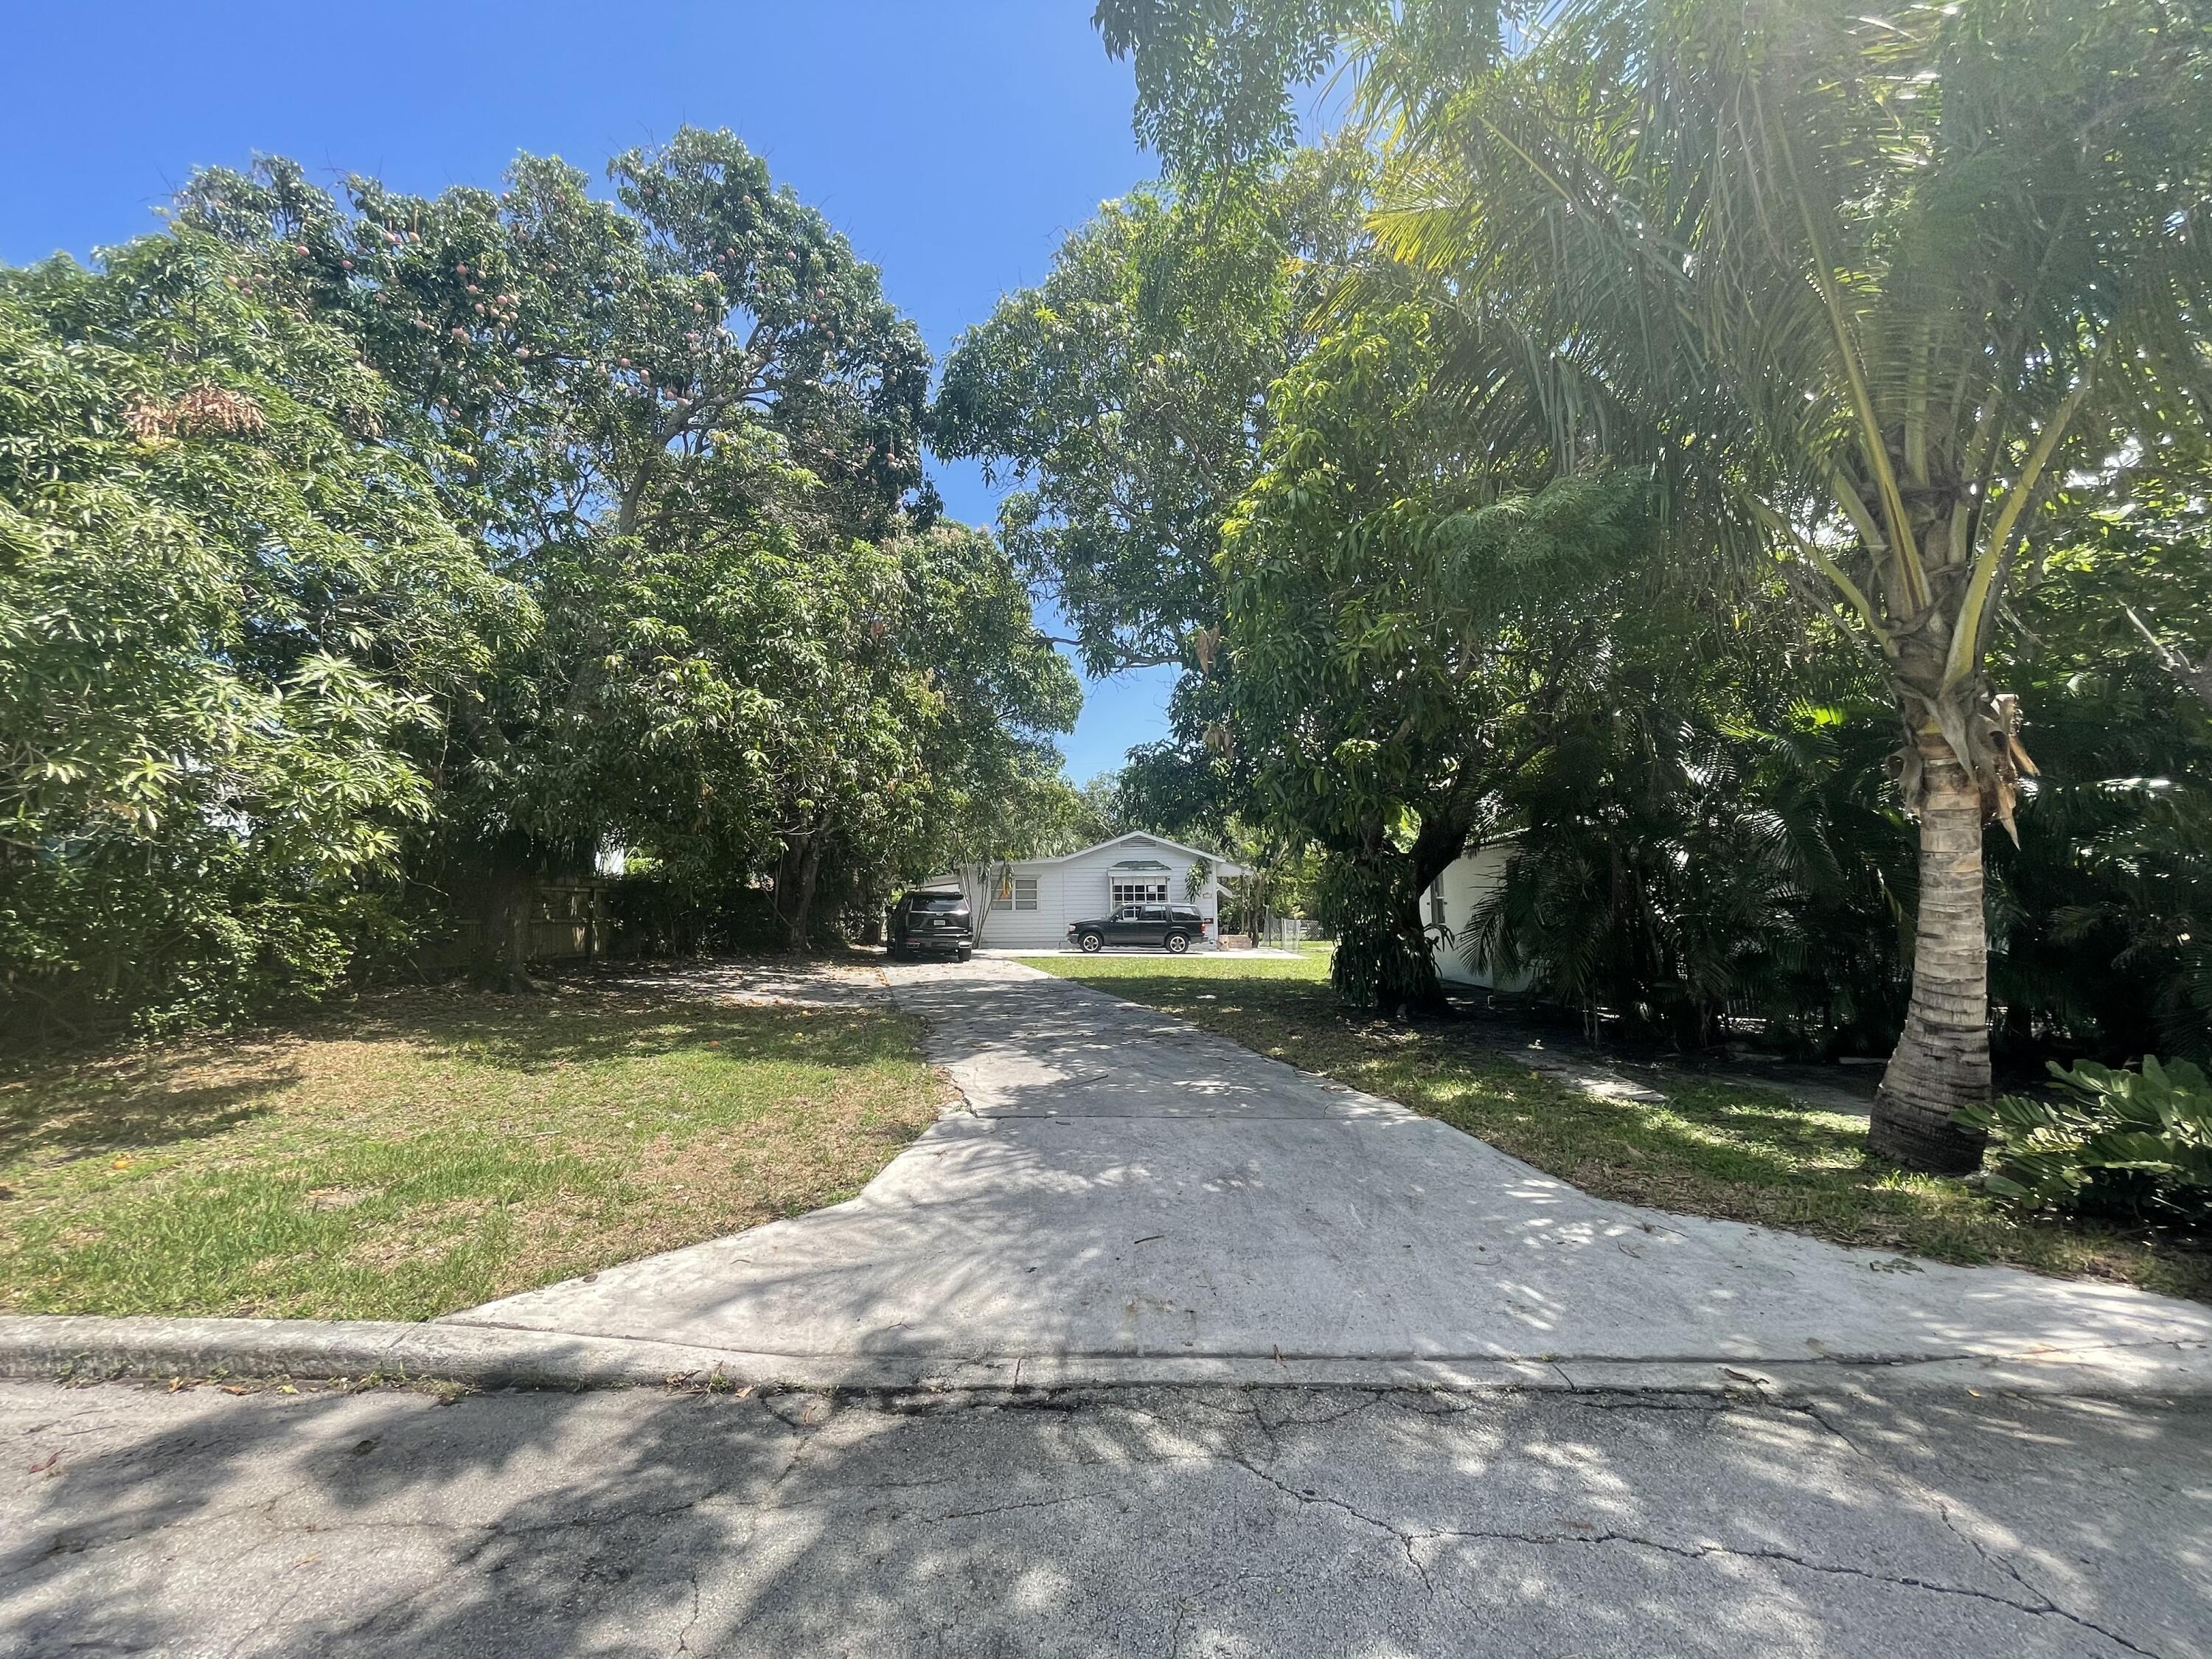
[1014,877,1039,912]
[1111,879,1169,908]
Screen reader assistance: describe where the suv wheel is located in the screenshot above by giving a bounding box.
[957,947,973,963]
[1078,931,1105,954]
[1165,932,1190,955]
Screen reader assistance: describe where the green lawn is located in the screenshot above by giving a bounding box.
[0,976,947,1321]
[1018,950,2212,1303]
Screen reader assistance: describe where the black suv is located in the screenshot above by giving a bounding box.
[1067,902,1209,955]
[888,888,973,961]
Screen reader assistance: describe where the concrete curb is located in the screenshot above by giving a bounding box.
[4,1315,2210,1400]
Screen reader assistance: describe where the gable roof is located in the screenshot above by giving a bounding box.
[1019,831,1245,877]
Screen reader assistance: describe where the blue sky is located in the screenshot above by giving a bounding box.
[0,0,1178,780]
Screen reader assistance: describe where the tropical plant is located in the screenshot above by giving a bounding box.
[1106,0,2212,1169]
[1210,817,1318,941]
[0,233,521,1035]
[2097,469,2212,715]
[1985,476,2212,1060]
[1956,1057,2212,1228]
[1475,676,1918,1051]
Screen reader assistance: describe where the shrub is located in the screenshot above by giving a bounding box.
[1955,1057,2212,1230]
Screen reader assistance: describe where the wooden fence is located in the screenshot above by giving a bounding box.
[527,880,615,961]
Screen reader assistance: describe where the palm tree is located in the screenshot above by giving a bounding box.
[1344,0,2212,1168]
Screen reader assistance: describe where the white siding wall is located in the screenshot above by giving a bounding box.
[945,835,1225,950]
[1430,841,1531,991]
[967,866,1065,950]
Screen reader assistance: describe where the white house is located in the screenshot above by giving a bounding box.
[933,832,1245,951]
[1427,835,1533,992]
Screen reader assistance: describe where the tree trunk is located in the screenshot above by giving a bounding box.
[773,830,828,950]
[965,860,1011,947]
[1324,815,1467,1018]
[481,865,537,992]
[1391,872,1449,1017]
[1869,737,1992,1173]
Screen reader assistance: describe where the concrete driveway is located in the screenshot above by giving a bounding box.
[448,958,2212,1389]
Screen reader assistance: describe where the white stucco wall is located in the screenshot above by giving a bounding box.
[1430,840,1531,991]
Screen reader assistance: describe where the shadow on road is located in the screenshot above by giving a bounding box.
[3,1376,2203,1657]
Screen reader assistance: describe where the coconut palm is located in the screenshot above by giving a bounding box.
[1102,0,2211,1166]
[1299,0,2209,1168]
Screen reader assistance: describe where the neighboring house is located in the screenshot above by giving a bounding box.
[1427,835,1533,992]
[933,832,1246,951]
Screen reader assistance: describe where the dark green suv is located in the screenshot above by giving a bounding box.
[888,888,973,961]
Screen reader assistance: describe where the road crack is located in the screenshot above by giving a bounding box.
[1424,1525,2161,1653]
[929,1491,1109,1523]
[1775,1396,2167,1659]
[672,1566,702,1655]
[1222,1452,1433,1596]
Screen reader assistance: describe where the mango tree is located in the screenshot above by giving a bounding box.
[0,233,518,1032]
[182,131,1070,953]
[1222,300,1663,1009]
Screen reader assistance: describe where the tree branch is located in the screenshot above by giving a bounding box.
[2125,607,2212,712]
[1040,635,1185,673]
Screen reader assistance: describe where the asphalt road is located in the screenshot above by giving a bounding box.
[5,1377,2206,1657]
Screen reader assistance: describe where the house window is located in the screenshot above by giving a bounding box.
[1015,878,1038,911]
[992,872,1015,911]
[1428,883,1447,927]
[1112,879,1169,908]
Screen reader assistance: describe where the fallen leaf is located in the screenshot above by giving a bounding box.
[28,1453,59,1475]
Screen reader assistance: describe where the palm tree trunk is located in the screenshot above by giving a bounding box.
[1869,737,1992,1173]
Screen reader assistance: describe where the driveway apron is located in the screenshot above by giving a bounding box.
[448,959,2212,1382]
